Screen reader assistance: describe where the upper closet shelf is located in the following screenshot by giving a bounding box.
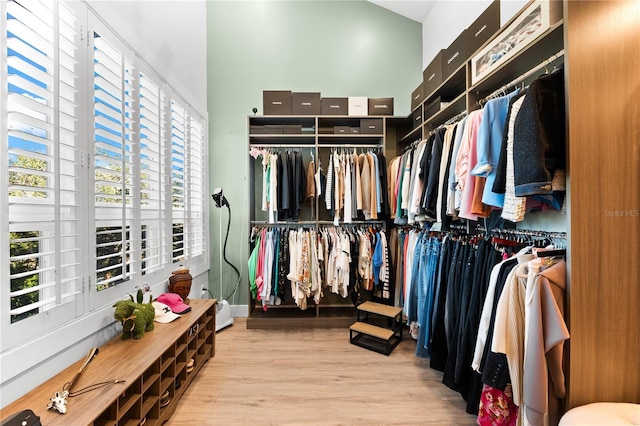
[469,20,564,98]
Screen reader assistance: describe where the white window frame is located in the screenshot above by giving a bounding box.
[1,0,85,350]
[1,0,209,353]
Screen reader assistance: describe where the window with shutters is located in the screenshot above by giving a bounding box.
[187,115,206,259]
[2,0,84,347]
[170,100,186,263]
[139,72,165,276]
[92,30,138,292]
[1,0,208,349]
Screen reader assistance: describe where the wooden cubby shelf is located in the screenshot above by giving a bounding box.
[1,299,216,425]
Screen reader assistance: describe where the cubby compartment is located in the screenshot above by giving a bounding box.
[142,361,160,394]
[117,381,141,422]
[94,404,117,426]
[176,340,188,371]
[141,378,159,423]
[176,332,188,355]
[160,346,175,374]
[119,398,141,426]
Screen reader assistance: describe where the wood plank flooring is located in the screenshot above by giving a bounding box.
[168,318,477,425]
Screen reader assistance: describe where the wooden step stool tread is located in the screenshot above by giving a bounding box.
[357,301,402,319]
[349,321,395,340]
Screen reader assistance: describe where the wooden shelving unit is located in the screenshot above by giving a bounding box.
[1,299,216,425]
[392,12,565,147]
[247,115,396,329]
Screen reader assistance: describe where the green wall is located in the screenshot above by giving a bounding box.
[206,0,421,306]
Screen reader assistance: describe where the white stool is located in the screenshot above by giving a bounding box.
[559,402,640,425]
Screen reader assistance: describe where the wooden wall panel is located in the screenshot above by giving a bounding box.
[566,0,640,409]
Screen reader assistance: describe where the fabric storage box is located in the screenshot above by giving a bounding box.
[321,97,348,115]
[411,106,423,130]
[264,125,283,134]
[423,50,443,97]
[442,29,467,80]
[348,96,368,116]
[263,90,292,115]
[424,97,445,120]
[334,126,350,134]
[368,98,394,116]
[282,125,302,134]
[466,0,500,56]
[350,127,360,134]
[249,125,265,134]
[292,92,321,115]
[411,82,424,111]
[360,118,383,134]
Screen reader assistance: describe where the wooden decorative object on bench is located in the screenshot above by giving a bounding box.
[1,299,216,426]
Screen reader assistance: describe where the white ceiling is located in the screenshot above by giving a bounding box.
[368,0,436,23]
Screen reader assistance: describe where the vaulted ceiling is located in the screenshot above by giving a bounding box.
[368,0,435,23]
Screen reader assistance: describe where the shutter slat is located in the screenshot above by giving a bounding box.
[7,56,53,89]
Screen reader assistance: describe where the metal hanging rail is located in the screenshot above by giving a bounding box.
[480,49,565,104]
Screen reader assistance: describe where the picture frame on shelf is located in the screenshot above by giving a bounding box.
[471,0,555,85]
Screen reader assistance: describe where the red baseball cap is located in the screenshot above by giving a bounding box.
[157,293,191,314]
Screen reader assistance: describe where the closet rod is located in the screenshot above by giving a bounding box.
[316,220,385,226]
[251,220,317,226]
[443,110,468,126]
[321,144,383,149]
[475,225,567,239]
[250,144,315,149]
[403,138,423,153]
[480,49,565,103]
[421,110,468,144]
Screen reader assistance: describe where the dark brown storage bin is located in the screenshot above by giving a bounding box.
[412,106,423,130]
[334,126,350,134]
[321,97,348,115]
[423,50,443,97]
[263,90,292,115]
[283,125,302,134]
[423,97,454,121]
[292,92,321,115]
[442,29,467,80]
[466,0,500,56]
[368,98,394,116]
[411,82,424,111]
[264,125,283,134]
[250,125,265,134]
[360,118,383,134]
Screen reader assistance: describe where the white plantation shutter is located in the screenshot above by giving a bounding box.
[170,99,186,263]
[2,0,82,344]
[187,112,206,258]
[92,30,139,291]
[139,71,165,275]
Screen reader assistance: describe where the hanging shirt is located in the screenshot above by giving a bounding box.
[447,116,467,217]
[435,125,456,223]
[269,153,278,223]
[367,153,378,220]
[360,153,371,219]
[501,95,528,222]
[471,90,521,208]
[458,110,483,221]
[324,154,334,212]
[344,154,352,224]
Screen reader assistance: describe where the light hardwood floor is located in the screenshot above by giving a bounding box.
[169,318,477,425]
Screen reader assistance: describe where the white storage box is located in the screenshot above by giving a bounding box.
[348,96,368,116]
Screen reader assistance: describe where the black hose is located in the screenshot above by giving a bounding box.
[221,204,241,300]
